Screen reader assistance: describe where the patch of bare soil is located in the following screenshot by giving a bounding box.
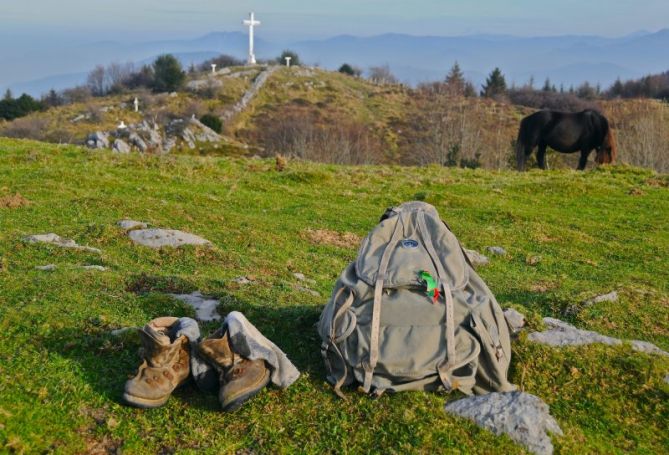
[0,192,31,208]
[302,229,361,249]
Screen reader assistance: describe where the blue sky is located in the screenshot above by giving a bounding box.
[2,0,668,41]
[1,1,667,92]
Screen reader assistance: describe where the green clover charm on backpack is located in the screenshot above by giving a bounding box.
[418,270,441,303]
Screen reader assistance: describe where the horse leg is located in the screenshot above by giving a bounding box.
[516,140,530,171]
[537,143,548,170]
[577,150,590,170]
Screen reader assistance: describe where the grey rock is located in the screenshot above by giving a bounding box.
[293,272,316,284]
[528,317,622,347]
[24,233,101,254]
[170,291,221,321]
[81,265,107,271]
[86,131,109,149]
[464,248,490,266]
[162,136,177,153]
[180,128,196,149]
[445,391,563,455]
[189,118,222,142]
[232,276,253,285]
[295,285,320,297]
[35,264,56,271]
[487,246,507,256]
[584,291,618,305]
[529,318,669,356]
[112,139,131,153]
[223,66,278,120]
[186,78,223,91]
[117,219,148,230]
[630,340,669,357]
[504,308,526,334]
[146,129,163,149]
[128,132,147,152]
[128,229,211,248]
[71,114,89,123]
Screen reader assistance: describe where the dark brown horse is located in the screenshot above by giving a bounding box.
[516,109,617,170]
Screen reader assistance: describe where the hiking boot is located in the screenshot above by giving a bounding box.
[198,330,271,412]
[123,317,190,408]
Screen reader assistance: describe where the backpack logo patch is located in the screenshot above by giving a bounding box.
[401,238,419,249]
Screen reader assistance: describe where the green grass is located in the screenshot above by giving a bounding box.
[0,138,668,454]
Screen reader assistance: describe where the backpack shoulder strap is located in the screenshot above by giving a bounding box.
[362,214,404,393]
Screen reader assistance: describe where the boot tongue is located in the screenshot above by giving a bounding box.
[145,316,180,344]
[143,324,172,345]
[199,335,238,370]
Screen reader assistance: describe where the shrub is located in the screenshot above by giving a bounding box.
[152,54,185,92]
[200,55,244,72]
[338,64,361,77]
[62,86,92,104]
[200,114,223,133]
[0,94,44,121]
[0,117,48,140]
[277,50,300,66]
[368,65,398,85]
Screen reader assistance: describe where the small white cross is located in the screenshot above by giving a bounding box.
[211,64,217,74]
[133,97,139,112]
[284,56,292,67]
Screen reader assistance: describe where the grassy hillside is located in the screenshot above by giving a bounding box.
[2,66,668,172]
[1,138,667,454]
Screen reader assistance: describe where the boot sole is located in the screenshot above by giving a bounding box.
[220,369,271,412]
[122,392,170,409]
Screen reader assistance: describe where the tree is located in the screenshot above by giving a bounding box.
[277,50,300,66]
[542,78,553,92]
[152,54,185,92]
[338,63,361,77]
[0,93,43,121]
[481,67,507,98]
[125,65,154,89]
[368,65,398,85]
[3,89,12,101]
[42,89,63,108]
[445,61,466,95]
[87,65,106,96]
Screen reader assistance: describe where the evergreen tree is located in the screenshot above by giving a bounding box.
[542,78,552,92]
[609,78,624,98]
[481,67,507,98]
[152,54,185,92]
[445,61,466,95]
[3,89,12,101]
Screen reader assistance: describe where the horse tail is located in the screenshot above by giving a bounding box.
[607,128,618,164]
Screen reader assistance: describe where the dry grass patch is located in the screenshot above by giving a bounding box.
[0,192,31,208]
[302,228,361,248]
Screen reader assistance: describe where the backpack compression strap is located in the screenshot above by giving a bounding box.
[417,211,457,391]
[363,215,404,393]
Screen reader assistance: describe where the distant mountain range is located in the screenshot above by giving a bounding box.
[4,29,669,96]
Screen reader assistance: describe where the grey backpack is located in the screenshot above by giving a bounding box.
[318,201,516,397]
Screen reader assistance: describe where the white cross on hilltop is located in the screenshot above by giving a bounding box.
[243,12,261,65]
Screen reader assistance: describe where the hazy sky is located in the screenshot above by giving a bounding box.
[2,0,668,41]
